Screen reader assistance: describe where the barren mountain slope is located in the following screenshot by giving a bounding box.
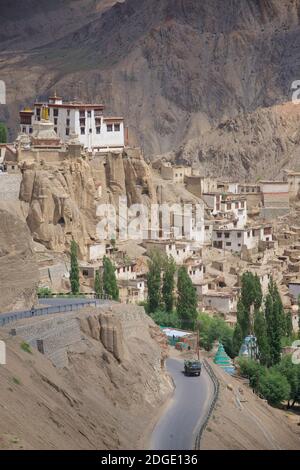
[1,0,300,176]
[0,305,172,450]
[0,0,121,51]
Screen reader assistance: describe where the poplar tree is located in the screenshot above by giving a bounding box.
[162,256,176,313]
[103,256,119,300]
[265,279,282,366]
[177,266,198,329]
[232,323,243,357]
[147,250,163,313]
[94,270,103,299]
[254,309,270,366]
[70,240,80,295]
[0,123,7,143]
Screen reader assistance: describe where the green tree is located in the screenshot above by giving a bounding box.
[70,240,80,295]
[236,272,263,340]
[150,309,181,329]
[254,309,270,366]
[232,323,244,357]
[285,312,294,339]
[258,369,291,406]
[265,279,283,366]
[162,256,176,313]
[275,355,300,409]
[177,266,198,329]
[236,299,250,340]
[147,250,163,313]
[103,256,119,300]
[0,123,7,143]
[198,313,234,356]
[94,270,103,299]
[238,358,266,390]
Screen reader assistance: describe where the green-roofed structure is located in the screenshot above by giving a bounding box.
[214,343,235,375]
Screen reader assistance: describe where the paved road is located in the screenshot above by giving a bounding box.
[150,358,214,450]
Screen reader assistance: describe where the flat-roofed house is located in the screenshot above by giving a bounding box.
[259,180,289,219]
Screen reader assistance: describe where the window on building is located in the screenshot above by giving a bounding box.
[54,118,58,125]
[87,110,92,117]
[89,128,92,134]
[66,118,70,126]
[227,203,232,210]
[96,126,101,134]
[225,233,230,239]
[53,109,59,117]
[36,108,41,116]
[66,128,70,136]
[114,123,120,132]
[54,127,57,133]
[237,232,242,238]
[226,242,232,247]
[82,270,89,277]
[217,232,222,238]
[79,110,85,118]
[29,127,33,134]
[22,127,26,133]
[107,124,113,132]
[67,110,70,116]
[81,127,85,135]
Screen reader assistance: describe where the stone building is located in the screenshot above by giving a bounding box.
[160,162,192,183]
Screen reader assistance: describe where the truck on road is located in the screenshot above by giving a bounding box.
[184,360,202,377]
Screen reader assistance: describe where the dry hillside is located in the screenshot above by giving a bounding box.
[0,304,172,450]
[202,358,300,450]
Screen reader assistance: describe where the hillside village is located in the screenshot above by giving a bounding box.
[0,94,300,340]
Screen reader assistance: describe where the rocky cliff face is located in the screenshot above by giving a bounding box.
[19,158,97,257]
[2,0,300,178]
[0,208,39,312]
[19,149,157,257]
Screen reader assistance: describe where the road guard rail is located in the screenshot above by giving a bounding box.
[195,359,220,450]
[0,298,109,328]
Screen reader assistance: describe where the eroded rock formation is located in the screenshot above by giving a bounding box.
[19,148,157,258]
[19,158,97,257]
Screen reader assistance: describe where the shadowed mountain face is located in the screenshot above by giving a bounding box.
[1,0,300,177]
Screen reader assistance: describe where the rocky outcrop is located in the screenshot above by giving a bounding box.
[0,208,39,312]
[19,148,157,258]
[19,158,97,257]
[104,149,157,207]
